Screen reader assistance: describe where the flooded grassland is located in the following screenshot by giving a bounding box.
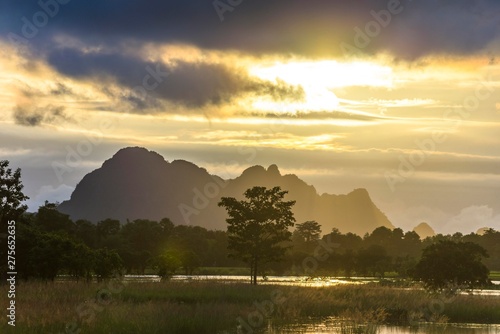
[1,277,499,334]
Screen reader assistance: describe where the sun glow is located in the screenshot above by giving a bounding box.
[250,60,393,88]
[248,60,393,113]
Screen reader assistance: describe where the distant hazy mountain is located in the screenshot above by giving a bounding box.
[476,227,493,235]
[58,147,394,235]
[413,222,436,239]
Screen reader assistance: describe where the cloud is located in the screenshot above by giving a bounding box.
[45,47,305,111]
[383,0,500,59]
[50,82,74,96]
[25,184,75,212]
[2,0,500,60]
[150,60,305,108]
[13,104,72,126]
[443,205,500,234]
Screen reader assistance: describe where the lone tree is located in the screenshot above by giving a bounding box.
[1,160,29,225]
[219,186,295,285]
[295,220,322,242]
[412,240,489,292]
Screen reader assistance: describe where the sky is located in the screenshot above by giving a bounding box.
[1,0,500,234]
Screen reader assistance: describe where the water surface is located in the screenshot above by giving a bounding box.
[271,319,500,333]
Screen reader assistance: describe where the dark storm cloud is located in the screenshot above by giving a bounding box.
[46,48,149,81]
[13,104,72,126]
[46,47,305,110]
[153,60,305,107]
[380,0,500,59]
[2,0,500,59]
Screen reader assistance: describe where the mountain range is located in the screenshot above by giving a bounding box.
[58,147,394,235]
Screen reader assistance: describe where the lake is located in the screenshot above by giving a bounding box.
[269,319,500,333]
[169,275,500,295]
[119,274,500,296]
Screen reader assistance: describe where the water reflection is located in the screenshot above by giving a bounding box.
[171,275,370,286]
[169,275,500,295]
[117,275,500,296]
[270,318,500,334]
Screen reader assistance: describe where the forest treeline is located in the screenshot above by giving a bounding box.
[4,201,500,281]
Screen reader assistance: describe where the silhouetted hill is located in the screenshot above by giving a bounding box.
[413,222,436,239]
[58,147,394,234]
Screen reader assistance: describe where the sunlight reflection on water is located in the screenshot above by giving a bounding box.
[168,275,500,295]
[270,319,500,334]
[170,275,373,286]
[118,275,500,296]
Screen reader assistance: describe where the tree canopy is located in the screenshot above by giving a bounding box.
[219,186,296,284]
[412,240,490,292]
[294,220,322,242]
[0,160,29,224]
[1,160,29,280]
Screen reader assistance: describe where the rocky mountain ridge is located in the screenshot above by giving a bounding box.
[58,147,394,234]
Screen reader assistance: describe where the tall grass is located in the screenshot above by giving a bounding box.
[1,280,499,333]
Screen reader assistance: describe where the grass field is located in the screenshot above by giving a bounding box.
[1,280,499,333]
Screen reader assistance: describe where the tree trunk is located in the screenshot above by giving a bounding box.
[253,260,258,285]
[249,262,254,285]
